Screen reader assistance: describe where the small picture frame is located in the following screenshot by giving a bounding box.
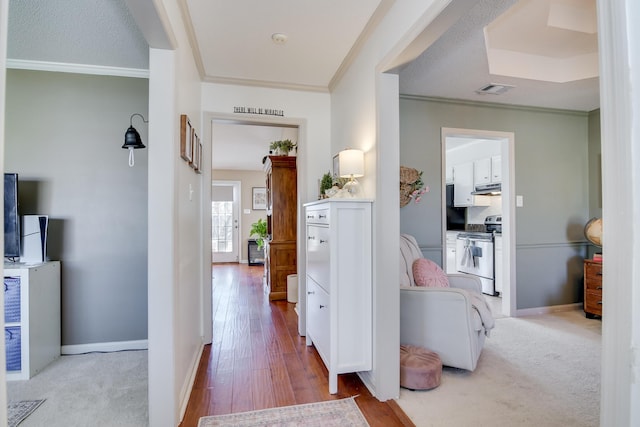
[180,114,193,163]
[333,153,340,179]
[194,136,203,174]
[252,187,267,210]
[189,127,197,169]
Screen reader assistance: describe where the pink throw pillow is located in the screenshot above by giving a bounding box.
[412,258,449,288]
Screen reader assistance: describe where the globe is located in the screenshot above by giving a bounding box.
[584,217,603,247]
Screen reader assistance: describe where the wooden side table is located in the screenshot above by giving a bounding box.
[584,259,603,318]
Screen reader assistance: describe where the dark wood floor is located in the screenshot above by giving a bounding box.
[179,263,414,427]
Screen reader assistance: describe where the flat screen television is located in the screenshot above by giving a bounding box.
[4,173,20,259]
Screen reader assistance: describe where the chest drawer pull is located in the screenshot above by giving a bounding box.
[597,301,603,305]
[308,236,315,240]
[319,304,326,309]
[308,291,315,295]
[596,286,602,290]
[320,239,327,244]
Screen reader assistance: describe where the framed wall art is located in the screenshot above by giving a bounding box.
[333,153,340,179]
[180,114,193,163]
[252,187,267,210]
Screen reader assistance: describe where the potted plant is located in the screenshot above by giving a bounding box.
[249,218,268,249]
[320,172,333,198]
[269,139,297,155]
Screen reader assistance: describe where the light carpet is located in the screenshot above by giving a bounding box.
[396,310,601,427]
[6,350,148,426]
[198,398,369,427]
[7,400,45,427]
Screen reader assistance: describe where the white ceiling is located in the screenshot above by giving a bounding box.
[6,0,600,171]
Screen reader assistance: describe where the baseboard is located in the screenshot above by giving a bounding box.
[61,339,148,355]
[179,341,205,423]
[357,370,377,398]
[516,302,582,317]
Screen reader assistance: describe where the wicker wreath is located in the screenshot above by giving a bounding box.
[400,166,427,207]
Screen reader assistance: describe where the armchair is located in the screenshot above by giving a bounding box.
[400,234,494,371]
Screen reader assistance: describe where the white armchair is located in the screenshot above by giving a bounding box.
[400,234,493,371]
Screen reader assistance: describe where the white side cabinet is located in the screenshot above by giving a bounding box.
[304,199,372,394]
[4,261,61,380]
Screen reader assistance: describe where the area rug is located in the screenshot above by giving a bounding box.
[198,398,369,427]
[7,399,45,427]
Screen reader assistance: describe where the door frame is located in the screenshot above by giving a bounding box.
[441,127,516,317]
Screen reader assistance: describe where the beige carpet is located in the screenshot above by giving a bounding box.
[6,350,148,426]
[198,398,369,427]
[396,309,601,427]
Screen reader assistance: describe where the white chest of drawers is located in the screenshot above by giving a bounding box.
[304,199,372,394]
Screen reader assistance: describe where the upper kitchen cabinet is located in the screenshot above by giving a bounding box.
[474,158,491,185]
[474,155,502,185]
[445,165,454,184]
[491,155,502,183]
[453,162,490,207]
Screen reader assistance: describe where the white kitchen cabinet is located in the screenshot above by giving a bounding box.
[474,156,502,185]
[491,155,502,183]
[445,165,454,184]
[494,235,503,294]
[4,261,60,380]
[474,158,491,185]
[445,231,459,274]
[304,199,372,394]
[453,162,490,207]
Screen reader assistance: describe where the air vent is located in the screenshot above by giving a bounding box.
[475,83,514,95]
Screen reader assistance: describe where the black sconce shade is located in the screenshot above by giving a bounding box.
[123,126,146,149]
[123,113,148,167]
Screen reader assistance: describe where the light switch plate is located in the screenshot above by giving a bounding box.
[516,195,524,207]
[243,209,251,214]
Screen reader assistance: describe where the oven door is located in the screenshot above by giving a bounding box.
[455,236,494,279]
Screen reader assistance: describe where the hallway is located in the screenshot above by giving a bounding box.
[179,263,413,426]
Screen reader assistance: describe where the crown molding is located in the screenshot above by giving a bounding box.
[6,59,149,79]
[202,74,328,93]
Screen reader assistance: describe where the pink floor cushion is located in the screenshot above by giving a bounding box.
[400,344,442,390]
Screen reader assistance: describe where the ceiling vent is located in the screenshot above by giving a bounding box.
[475,83,514,95]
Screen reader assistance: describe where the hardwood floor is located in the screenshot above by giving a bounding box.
[179,263,414,427]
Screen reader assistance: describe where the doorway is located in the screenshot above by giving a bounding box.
[211,180,241,263]
[441,127,515,317]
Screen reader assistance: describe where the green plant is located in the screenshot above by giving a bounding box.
[269,139,297,154]
[249,218,268,249]
[320,172,333,196]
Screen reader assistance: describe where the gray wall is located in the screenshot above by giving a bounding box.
[5,69,148,345]
[400,96,598,309]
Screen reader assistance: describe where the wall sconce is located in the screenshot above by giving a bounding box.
[122,113,148,167]
[339,148,364,197]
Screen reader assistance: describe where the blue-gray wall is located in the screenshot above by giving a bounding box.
[5,69,148,345]
[400,96,600,309]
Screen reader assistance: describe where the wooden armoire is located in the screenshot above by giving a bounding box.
[264,155,297,300]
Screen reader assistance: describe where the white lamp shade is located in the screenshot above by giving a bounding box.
[338,149,364,178]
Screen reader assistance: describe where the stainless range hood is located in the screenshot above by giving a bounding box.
[471,183,501,195]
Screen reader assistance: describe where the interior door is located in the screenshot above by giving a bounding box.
[211,181,240,263]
